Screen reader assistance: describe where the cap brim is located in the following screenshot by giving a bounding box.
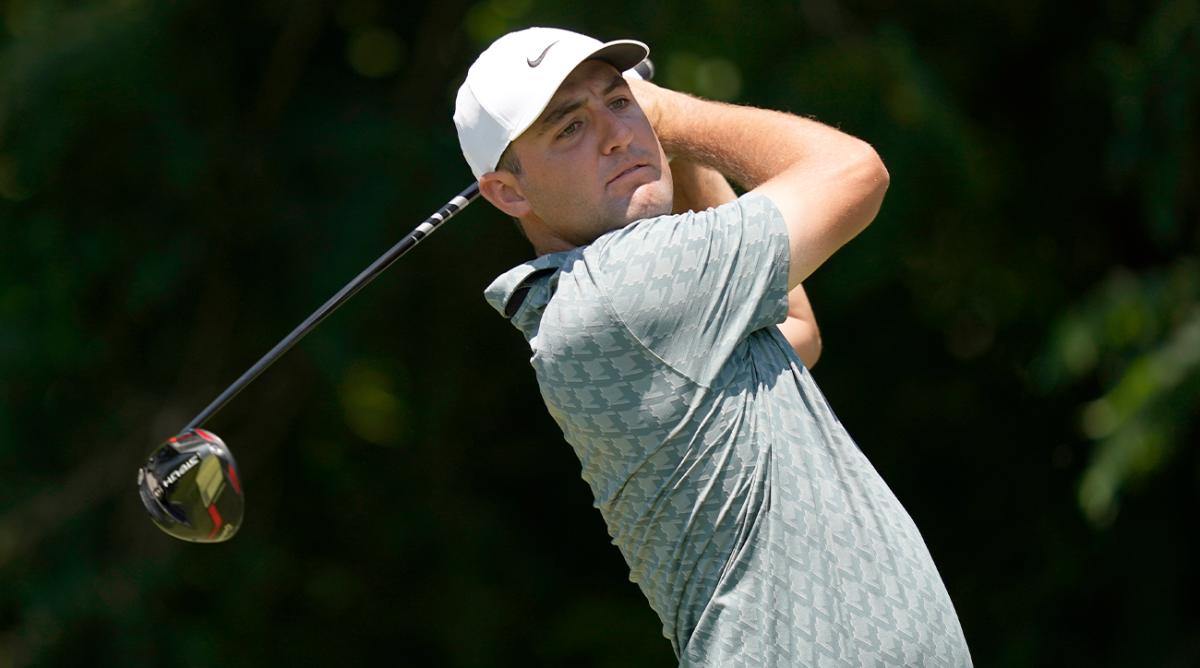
[588,40,649,73]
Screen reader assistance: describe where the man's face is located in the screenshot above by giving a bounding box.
[505,59,673,246]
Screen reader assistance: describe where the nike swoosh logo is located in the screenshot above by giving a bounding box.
[526,41,558,67]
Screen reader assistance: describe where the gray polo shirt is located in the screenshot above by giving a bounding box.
[485,193,972,667]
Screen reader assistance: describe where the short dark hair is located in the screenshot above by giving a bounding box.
[497,145,522,175]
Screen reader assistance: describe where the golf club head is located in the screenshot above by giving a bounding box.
[138,428,243,543]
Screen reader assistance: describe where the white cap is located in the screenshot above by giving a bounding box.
[454,27,649,179]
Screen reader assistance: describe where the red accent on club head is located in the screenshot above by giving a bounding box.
[195,428,216,442]
[227,464,242,495]
[207,503,223,539]
[168,436,178,444]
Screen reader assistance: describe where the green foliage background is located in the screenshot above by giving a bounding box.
[1,0,1197,665]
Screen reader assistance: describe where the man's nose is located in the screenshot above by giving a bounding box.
[599,109,634,155]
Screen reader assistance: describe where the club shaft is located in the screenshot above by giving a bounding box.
[184,181,481,431]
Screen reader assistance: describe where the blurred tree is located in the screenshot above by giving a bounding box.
[1037,0,1198,526]
[1,0,1197,666]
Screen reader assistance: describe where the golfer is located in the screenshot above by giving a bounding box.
[454,27,972,667]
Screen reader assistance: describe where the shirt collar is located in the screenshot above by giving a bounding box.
[483,250,578,334]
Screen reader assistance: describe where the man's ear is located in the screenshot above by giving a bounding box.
[478,171,532,219]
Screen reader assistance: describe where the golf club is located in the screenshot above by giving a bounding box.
[137,183,478,543]
[138,58,656,543]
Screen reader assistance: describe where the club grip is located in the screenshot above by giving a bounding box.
[632,58,655,81]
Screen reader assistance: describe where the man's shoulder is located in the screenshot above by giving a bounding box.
[592,191,780,251]
[577,191,785,303]
[482,191,786,344]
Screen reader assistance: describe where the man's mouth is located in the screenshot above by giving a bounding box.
[607,163,647,186]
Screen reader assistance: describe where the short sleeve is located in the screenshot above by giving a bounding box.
[582,192,790,385]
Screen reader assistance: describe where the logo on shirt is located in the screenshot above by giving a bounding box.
[527,41,558,67]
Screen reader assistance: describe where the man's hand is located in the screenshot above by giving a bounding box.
[630,79,889,290]
[670,157,822,368]
[628,78,668,140]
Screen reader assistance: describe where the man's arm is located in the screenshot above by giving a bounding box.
[777,283,821,368]
[671,158,823,368]
[631,80,889,290]
[670,156,738,214]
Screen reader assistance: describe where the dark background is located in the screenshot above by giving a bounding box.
[1,0,1197,665]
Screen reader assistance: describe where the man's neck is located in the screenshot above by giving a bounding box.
[521,219,579,256]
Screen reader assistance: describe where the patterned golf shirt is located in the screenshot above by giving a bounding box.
[484,193,973,667]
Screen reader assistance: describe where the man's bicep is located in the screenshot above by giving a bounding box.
[753,145,890,289]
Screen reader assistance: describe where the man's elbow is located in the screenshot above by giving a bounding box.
[780,318,823,369]
[867,145,890,205]
[796,330,822,369]
[853,143,889,226]
[835,143,892,239]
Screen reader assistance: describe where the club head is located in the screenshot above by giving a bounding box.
[138,428,244,543]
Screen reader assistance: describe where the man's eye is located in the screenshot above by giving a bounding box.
[558,120,581,139]
[610,97,629,110]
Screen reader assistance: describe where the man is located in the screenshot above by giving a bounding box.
[454,27,972,666]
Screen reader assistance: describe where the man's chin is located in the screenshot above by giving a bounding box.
[621,182,673,223]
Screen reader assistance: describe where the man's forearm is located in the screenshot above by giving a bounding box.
[634,82,871,192]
